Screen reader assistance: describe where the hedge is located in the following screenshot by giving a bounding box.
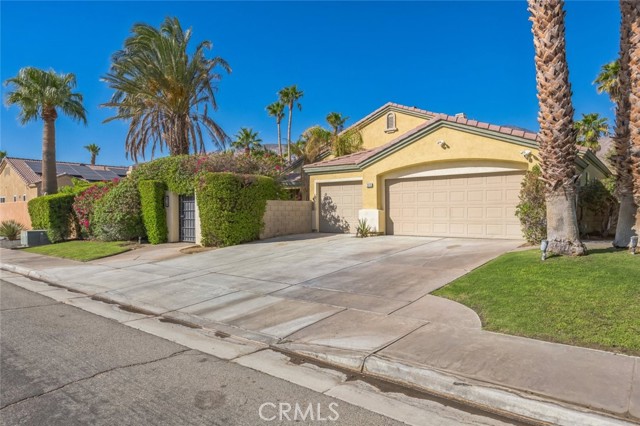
[196,172,280,247]
[93,178,146,241]
[28,193,76,243]
[130,152,285,195]
[138,180,168,244]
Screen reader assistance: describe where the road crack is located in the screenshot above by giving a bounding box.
[0,349,190,411]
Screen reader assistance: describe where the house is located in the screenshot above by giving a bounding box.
[304,102,611,239]
[0,157,129,228]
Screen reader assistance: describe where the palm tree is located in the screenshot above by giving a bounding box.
[0,151,6,161]
[266,101,285,157]
[102,17,231,161]
[325,112,363,157]
[627,2,640,238]
[84,143,101,165]
[4,67,86,194]
[574,113,609,151]
[278,85,303,162]
[607,1,637,248]
[293,126,331,200]
[232,127,262,153]
[594,60,620,101]
[528,0,586,256]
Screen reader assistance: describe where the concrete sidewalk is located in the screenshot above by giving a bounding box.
[1,236,637,426]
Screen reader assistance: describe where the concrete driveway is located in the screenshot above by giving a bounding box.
[125,234,522,336]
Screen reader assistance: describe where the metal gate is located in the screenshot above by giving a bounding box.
[179,195,196,243]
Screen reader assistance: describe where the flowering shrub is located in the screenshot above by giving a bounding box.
[130,152,285,195]
[72,183,115,238]
[93,178,145,241]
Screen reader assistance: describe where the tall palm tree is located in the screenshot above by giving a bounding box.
[574,113,609,151]
[628,1,640,237]
[4,67,86,194]
[608,1,637,248]
[594,60,620,101]
[84,143,101,165]
[278,85,303,162]
[325,112,363,157]
[266,101,285,157]
[102,17,231,161]
[293,126,331,200]
[232,127,262,153]
[528,0,586,256]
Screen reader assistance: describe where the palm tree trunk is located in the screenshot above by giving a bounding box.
[91,153,96,166]
[529,0,586,256]
[277,121,282,157]
[287,104,293,163]
[628,1,640,235]
[41,111,58,195]
[612,0,638,247]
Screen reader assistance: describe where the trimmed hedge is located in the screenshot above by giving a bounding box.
[130,153,285,195]
[196,172,279,247]
[28,193,76,243]
[93,179,145,241]
[138,180,168,244]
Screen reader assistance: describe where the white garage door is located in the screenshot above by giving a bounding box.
[386,172,524,239]
[319,182,362,233]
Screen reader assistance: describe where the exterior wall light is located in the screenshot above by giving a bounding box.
[436,140,449,149]
[520,150,533,160]
[366,183,374,189]
[540,239,549,261]
[630,236,638,255]
[164,195,170,208]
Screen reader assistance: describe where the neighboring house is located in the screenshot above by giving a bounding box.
[0,157,129,228]
[304,102,611,239]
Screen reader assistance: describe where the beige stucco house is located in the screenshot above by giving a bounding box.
[304,102,610,239]
[0,157,129,228]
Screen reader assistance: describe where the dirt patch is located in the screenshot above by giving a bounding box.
[180,245,216,255]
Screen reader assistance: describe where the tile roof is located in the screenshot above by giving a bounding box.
[1,157,130,185]
[308,107,541,169]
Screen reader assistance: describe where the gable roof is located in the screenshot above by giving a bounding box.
[341,102,438,134]
[1,157,130,186]
[305,111,539,172]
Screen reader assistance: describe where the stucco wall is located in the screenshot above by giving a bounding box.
[0,203,32,228]
[359,111,428,150]
[309,126,537,211]
[260,200,312,240]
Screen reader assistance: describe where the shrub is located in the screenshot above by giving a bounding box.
[196,172,280,247]
[130,152,285,195]
[577,178,618,236]
[138,180,168,244]
[93,179,145,241]
[72,183,115,238]
[515,166,547,244]
[0,220,26,240]
[355,218,371,238]
[28,193,76,242]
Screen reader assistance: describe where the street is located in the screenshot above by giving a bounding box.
[0,276,518,426]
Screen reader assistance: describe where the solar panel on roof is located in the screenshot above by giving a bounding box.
[25,161,42,173]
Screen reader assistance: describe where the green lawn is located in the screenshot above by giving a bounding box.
[433,248,640,355]
[24,240,132,262]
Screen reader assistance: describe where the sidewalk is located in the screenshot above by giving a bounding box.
[1,239,638,426]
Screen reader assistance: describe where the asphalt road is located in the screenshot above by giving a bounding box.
[0,278,518,426]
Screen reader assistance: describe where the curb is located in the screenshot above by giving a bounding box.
[1,262,637,426]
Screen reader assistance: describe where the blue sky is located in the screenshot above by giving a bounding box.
[1,1,620,166]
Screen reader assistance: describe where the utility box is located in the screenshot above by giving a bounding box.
[21,230,50,247]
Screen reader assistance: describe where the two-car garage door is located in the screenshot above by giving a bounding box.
[385,172,524,239]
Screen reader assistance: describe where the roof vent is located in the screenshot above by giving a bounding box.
[455,112,466,119]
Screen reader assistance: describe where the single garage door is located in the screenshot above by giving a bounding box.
[386,172,524,239]
[319,181,362,233]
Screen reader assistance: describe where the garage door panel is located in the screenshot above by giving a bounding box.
[386,172,524,239]
[319,182,362,233]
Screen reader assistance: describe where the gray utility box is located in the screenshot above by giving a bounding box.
[21,230,50,247]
